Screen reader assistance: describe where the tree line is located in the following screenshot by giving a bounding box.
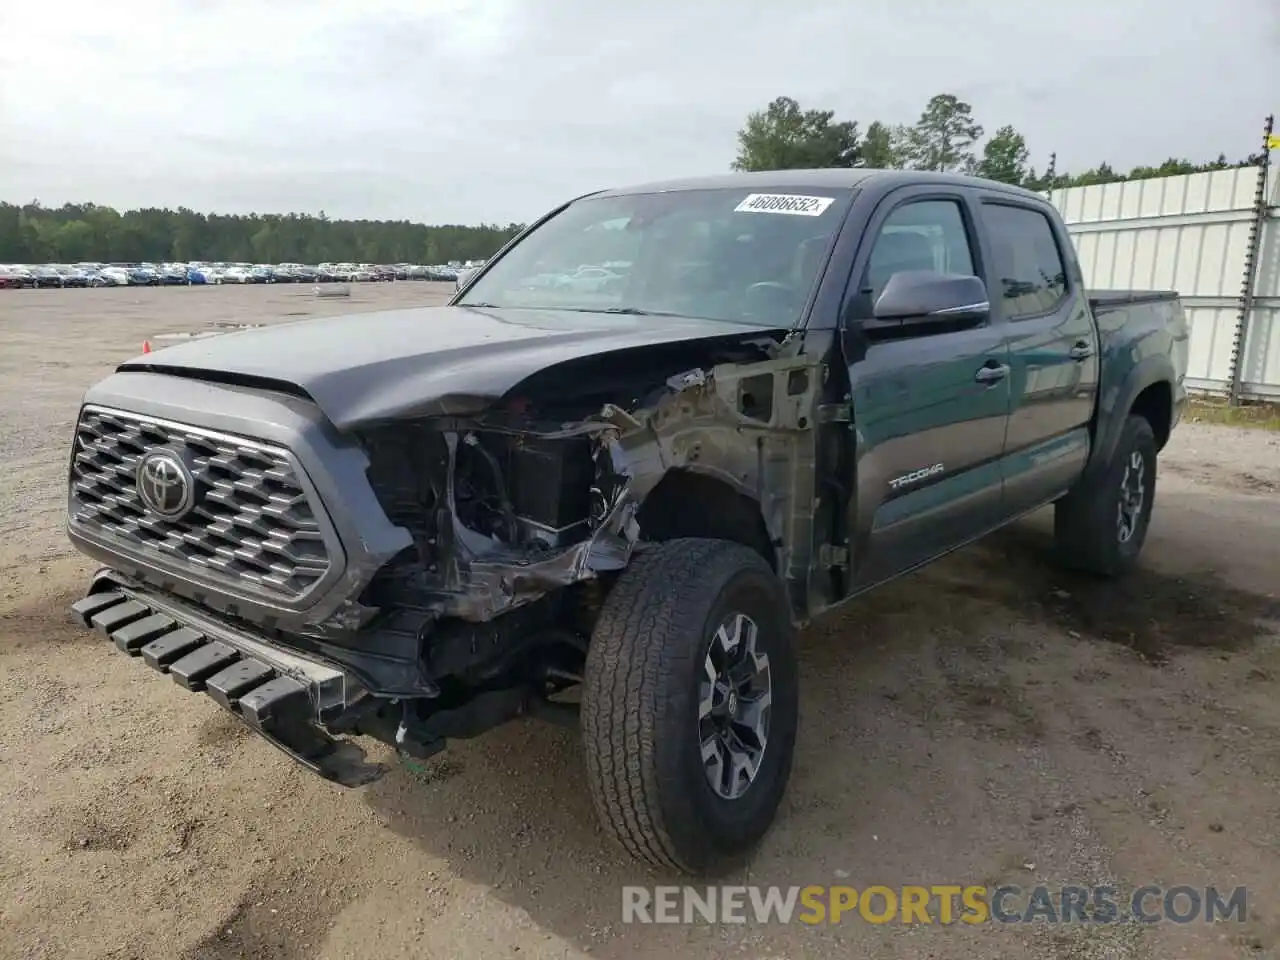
[0,201,524,266]
[731,94,1265,190]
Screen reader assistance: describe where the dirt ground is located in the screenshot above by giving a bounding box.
[1,285,1278,960]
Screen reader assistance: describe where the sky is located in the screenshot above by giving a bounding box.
[1,0,1276,225]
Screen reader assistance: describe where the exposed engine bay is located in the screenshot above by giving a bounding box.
[347,332,817,630]
[357,411,636,624]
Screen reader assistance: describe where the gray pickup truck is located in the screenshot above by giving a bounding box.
[67,169,1188,874]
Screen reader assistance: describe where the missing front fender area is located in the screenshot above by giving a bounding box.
[354,333,820,630]
[357,419,638,624]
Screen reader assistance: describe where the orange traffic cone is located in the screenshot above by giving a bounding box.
[142,340,151,354]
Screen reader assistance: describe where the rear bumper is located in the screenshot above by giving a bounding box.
[70,570,387,787]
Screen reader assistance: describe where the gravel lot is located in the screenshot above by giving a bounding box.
[1,285,1278,960]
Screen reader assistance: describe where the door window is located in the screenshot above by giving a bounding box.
[980,203,1069,319]
[863,199,977,305]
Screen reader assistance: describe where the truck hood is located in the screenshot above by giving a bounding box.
[118,304,782,430]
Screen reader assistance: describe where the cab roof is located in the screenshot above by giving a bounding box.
[591,168,1047,203]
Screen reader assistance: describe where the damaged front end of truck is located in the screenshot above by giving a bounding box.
[333,330,822,774]
[68,323,824,785]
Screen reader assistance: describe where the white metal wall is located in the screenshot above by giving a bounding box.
[1048,165,1279,400]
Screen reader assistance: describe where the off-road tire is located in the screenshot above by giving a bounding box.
[1054,414,1157,577]
[580,538,798,874]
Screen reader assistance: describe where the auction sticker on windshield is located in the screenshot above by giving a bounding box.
[734,193,836,217]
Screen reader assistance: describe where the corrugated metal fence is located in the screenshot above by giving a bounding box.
[1048,165,1279,400]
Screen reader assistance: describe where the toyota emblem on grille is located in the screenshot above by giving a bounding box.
[136,451,195,519]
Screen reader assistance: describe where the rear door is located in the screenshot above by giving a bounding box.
[974,199,1100,513]
[842,187,1012,589]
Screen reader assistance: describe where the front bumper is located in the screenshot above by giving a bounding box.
[70,571,387,787]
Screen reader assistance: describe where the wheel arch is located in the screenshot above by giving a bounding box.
[1129,380,1173,451]
[1087,354,1176,480]
[635,468,777,573]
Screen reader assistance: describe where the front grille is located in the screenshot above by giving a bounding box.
[69,406,333,601]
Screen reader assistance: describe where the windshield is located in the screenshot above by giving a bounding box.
[458,187,853,326]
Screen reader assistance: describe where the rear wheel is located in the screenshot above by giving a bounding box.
[580,538,798,874]
[1054,414,1157,577]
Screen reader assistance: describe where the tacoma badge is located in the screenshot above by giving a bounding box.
[888,463,944,490]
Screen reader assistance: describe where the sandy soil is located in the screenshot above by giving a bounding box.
[1,285,1277,960]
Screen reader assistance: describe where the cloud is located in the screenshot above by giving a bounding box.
[0,0,1274,223]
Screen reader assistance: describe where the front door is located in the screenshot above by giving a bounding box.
[842,190,1012,589]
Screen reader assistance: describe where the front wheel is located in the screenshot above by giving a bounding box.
[1054,414,1157,577]
[581,538,798,874]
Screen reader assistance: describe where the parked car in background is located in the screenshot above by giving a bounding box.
[0,265,32,288]
[557,265,624,292]
[51,265,90,288]
[30,265,65,287]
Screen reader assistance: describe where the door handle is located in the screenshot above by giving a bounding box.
[1069,341,1095,361]
[974,362,1010,384]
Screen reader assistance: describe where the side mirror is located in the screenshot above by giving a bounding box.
[455,268,476,292]
[871,271,989,328]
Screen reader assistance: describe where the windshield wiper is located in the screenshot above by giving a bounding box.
[461,303,696,319]
[568,306,693,318]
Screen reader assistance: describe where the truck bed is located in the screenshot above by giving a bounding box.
[1085,288,1189,449]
